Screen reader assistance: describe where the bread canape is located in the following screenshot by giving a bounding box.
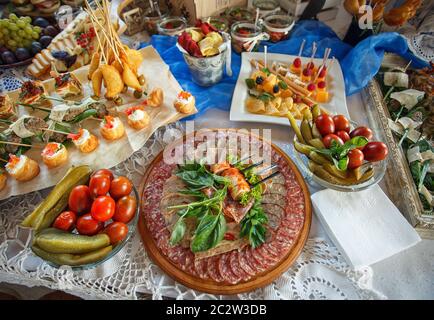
[19,81,51,107]
[54,72,83,99]
[5,154,40,182]
[0,94,16,119]
[0,170,7,191]
[174,91,195,114]
[100,116,125,141]
[67,128,99,153]
[125,106,150,130]
[41,142,68,168]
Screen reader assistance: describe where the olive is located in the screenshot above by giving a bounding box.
[138,75,146,85]
[133,90,143,99]
[114,96,123,105]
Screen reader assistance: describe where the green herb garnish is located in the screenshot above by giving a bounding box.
[240,200,268,248]
[245,78,255,89]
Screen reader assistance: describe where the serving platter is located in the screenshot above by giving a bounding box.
[362,80,434,239]
[229,52,349,126]
[138,129,312,294]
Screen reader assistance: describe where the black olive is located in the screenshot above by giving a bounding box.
[273,85,279,93]
[255,76,264,84]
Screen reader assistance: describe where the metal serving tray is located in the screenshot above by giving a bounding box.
[361,80,434,239]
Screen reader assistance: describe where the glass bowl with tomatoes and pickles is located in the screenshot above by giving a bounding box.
[26,167,139,270]
[289,105,389,192]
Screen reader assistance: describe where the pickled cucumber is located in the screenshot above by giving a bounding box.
[300,119,313,142]
[294,140,315,156]
[32,245,113,266]
[287,112,305,144]
[308,138,325,149]
[35,228,111,254]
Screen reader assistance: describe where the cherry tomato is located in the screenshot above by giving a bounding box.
[76,213,104,236]
[322,134,344,148]
[89,175,111,198]
[53,211,77,231]
[109,176,133,200]
[348,149,364,169]
[104,222,128,244]
[113,195,137,223]
[91,195,116,222]
[315,114,335,136]
[332,115,350,133]
[336,130,350,143]
[350,126,373,141]
[362,142,388,162]
[68,185,92,215]
[91,169,114,181]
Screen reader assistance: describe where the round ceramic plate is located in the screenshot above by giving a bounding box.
[138,129,312,294]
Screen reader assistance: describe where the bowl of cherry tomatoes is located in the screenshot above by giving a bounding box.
[32,168,139,270]
[289,106,389,192]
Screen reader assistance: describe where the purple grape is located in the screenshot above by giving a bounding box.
[33,17,50,28]
[31,42,42,55]
[1,51,17,64]
[39,36,53,48]
[43,26,59,38]
[15,48,31,61]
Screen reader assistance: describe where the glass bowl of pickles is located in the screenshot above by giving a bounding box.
[289,105,389,192]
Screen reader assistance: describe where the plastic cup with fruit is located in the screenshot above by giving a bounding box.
[289,105,389,192]
[230,22,269,54]
[0,14,58,68]
[263,14,295,43]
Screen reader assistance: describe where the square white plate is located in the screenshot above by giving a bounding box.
[229,52,350,126]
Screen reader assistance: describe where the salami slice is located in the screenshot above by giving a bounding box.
[194,258,209,280]
[207,256,224,283]
[238,249,257,276]
[229,250,251,282]
[257,245,280,264]
[245,247,267,273]
[250,247,273,271]
[218,253,241,284]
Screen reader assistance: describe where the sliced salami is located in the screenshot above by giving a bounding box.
[229,250,251,282]
[218,253,241,284]
[207,256,224,283]
[238,249,257,276]
[194,258,209,280]
[245,247,267,273]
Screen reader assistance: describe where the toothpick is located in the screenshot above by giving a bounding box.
[40,128,69,135]
[298,39,306,57]
[17,102,51,113]
[264,46,268,69]
[309,42,317,66]
[0,141,44,149]
[314,48,331,82]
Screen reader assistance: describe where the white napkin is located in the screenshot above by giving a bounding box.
[311,185,421,269]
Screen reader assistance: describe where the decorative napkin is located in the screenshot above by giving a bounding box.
[311,185,421,269]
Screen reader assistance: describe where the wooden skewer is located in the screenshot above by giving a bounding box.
[297,39,306,58]
[0,141,44,149]
[0,158,7,163]
[40,128,69,135]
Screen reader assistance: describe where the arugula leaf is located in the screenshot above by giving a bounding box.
[245,78,256,89]
[170,218,187,245]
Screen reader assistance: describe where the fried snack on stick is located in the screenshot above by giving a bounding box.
[100,64,124,99]
[88,52,100,80]
[112,60,124,74]
[91,68,103,97]
[122,59,141,91]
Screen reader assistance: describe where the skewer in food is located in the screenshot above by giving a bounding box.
[19,81,52,108]
[99,116,125,141]
[5,154,40,182]
[67,128,99,153]
[125,106,150,130]
[41,142,68,168]
[173,91,195,114]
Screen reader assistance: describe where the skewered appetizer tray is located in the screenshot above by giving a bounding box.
[138,129,312,294]
[362,58,434,239]
[0,46,197,200]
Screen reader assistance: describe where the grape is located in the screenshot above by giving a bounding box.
[8,39,17,47]
[31,32,39,40]
[24,26,32,35]
[18,30,26,38]
[33,26,42,34]
[8,14,18,22]
[24,17,32,24]
[9,24,18,31]
[17,20,25,29]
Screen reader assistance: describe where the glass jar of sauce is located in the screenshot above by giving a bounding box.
[231,22,264,54]
[263,14,294,42]
[157,16,188,36]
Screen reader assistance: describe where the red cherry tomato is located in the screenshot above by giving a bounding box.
[336,130,350,143]
[350,126,373,140]
[53,211,77,231]
[362,142,388,162]
[91,169,114,181]
[76,213,104,236]
[68,185,92,215]
[332,115,350,133]
[315,114,335,136]
[109,176,133,200]
[322,134,344,148]
[89,175,111,198]
[104,222,128,244]
[113,195,137,223]
[348,149,364,169]
[91,195,116,222]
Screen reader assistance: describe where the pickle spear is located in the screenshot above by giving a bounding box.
[294,140,315,156]
[300,118,313,142]
[32,245,113,266]
[308,138,325,149]
[35,228,111,254]
[287,112,305,144]
[22,166,92,229]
